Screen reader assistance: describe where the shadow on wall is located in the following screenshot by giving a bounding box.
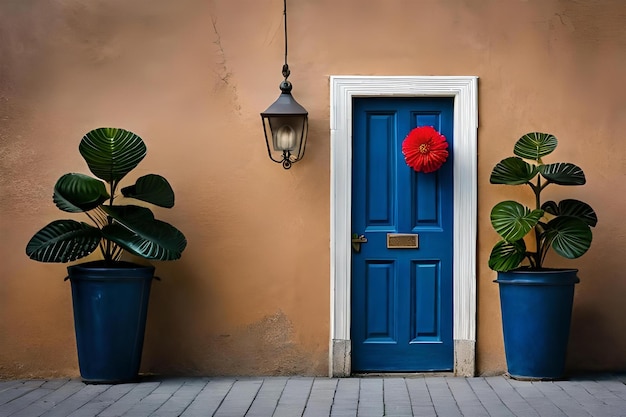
[139,261,324,376]
[567,304,626,373]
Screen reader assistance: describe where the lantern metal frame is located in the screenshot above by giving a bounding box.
[260,0,308,169]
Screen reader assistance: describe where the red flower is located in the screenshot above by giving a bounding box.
[402,126,449,173]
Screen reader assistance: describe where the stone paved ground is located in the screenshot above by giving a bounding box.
[1,375,625,417]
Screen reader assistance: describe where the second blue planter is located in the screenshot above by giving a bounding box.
[495,269,579,380]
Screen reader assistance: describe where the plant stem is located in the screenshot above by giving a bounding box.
[533,174,542,268]
[103,179,118,262]
[85,211,98,227]
[111,245,124,262]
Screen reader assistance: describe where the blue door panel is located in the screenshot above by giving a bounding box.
[412,261,440,341]
[366,114,395,225]
[364,261,396,343]
[351,97,454,372]
[414,175,439,225]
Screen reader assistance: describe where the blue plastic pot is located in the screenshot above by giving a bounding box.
[67,261,155,384]
[495,269,579,380]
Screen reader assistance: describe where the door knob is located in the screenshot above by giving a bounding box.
[351,234,368,253]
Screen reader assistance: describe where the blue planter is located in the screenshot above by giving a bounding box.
[67,261,155,384]
[495,269,579,380]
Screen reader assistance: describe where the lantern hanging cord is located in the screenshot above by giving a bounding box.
[282,0,290,81]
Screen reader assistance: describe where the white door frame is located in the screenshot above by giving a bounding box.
[329,75,478,377]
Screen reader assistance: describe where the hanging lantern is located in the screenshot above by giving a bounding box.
[260,0,308,169]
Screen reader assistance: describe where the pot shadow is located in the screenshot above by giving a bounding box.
[566,304,626,374]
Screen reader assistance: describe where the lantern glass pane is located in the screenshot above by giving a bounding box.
[268,116,305,152]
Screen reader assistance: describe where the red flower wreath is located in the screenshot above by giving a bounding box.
[402,126,449,173]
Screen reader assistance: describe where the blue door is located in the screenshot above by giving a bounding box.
[351,97,454,372]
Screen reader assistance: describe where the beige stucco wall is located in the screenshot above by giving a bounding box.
[1,0,625,378]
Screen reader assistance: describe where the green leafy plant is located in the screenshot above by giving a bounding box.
[26,127,187,264]
[488,132,597,272]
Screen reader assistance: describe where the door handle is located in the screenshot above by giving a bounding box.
[351,234,368,253]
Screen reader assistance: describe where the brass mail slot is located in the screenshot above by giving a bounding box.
[387,233,419,249]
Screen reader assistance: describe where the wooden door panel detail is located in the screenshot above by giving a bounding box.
[411,261,441,342]
[366,113,396,226]
[413,173,440,227]
[364,261,397,344]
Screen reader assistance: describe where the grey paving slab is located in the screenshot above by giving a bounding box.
[67,382,137,417]
[180,379,234,417]
[405,377,437,417]
[356,378,383,417]
[0,380,46,407]
[330,378,359,417]
[118,378,186,417]
[576,380,626,406]
[425,376,463,417]
[40,384,111,417]
[302,378,337,417]
[11,379,85,417]
[594,378,626,401]
[511,381,567,417]
[574,380,626,417]
[531,381,591,417]
[246,377,288,417]
[151,379,208,417]
[98,381,160,417]
[446,377,490,417]
[214,379,263,417]
[273,377,314,417]
[0,374,624,416]
[0,385,53,417]
[466,377,515,417]
[487,376,541,417]
[40,380,73,390]
[383,378,412,416]
[553,380,616,417]
[0,381,22,392]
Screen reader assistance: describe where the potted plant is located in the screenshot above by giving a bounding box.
[26,127,187,383]
[489,131,597,380]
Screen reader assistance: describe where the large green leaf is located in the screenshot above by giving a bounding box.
[514,132,557,161]
[544,216,593,259]
[542,199,598,227]
[121,174,175,208]
[101,205,186,260]
[102,221,187,260]
[79,127,147,183]
[539,163,586,185]
[490,157,539,185]
[26,220,101,263]
[489,239,527,272]
[53,173,109,213]
[491,201,544,242]
[101,205,155,223]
